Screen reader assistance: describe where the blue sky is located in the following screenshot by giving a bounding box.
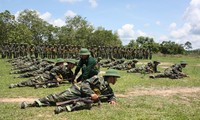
[0,0,200,49]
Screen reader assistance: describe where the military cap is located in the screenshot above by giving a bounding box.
[30,55,35,58]
[79,48,90,55]
[153,61,160,64]
[97,57,102,60]
[56,58,65,64]
[103,69,120,78]
[132,59,138,62]
[180,61,187,65]
[67,59,77,65]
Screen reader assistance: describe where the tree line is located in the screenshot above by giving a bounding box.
[0,9,193,55]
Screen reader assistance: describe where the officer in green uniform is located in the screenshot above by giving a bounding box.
[73,48,98,83]
[20,69,120,114]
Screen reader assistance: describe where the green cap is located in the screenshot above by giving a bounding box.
[180,61,187,65]
[103,69,120,78]
[67,59,77,65]
[79,48,90,55]
[56,58,65,64]
[30,55,35,58]
[132,59,138,62]
[153,61,160,64]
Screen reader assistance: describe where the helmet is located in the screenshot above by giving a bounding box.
[79,48,90,55]
[103,69,120,78]
[67,59,77,65]
[180,61,187,65]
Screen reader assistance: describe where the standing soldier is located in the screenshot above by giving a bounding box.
[72,48,98,83]
[149,48,152,60]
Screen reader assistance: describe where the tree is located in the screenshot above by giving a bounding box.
[64,15,94,46]
[0,10,16,43]
[160,41,185,54]
[127,39,138,48]
[184,41,192,50]
[89,27,122,46]
[17,9,52,44]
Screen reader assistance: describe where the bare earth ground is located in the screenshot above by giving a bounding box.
[1,87,200,103]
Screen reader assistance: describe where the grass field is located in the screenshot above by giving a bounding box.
[0,54,200,120]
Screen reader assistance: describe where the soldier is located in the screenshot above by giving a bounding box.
[9,58,72,89]
[152,61,161,73]
[20,69,120,114]
[149,61,188,79]
[10,58,42,74]
[110,59,138,70]
[127,61,153,73]
[14,58,55,78]
[72,48,98,83]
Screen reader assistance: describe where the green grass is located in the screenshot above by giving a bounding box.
[0,54,200,120]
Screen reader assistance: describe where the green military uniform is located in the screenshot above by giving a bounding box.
[74,48,99,82]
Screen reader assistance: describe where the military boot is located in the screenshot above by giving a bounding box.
[54,106,72,114]
[21,101,37,109]
[9,84,18,88]
[149,75,155,79]
[54,106,65,114]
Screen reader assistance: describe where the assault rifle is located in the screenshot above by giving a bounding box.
[56,93,114,106]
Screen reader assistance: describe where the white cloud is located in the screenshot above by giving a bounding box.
[40,12,51,21]
[136,30,147,37]
[89,0,98,8]
[117,24,149,45]
[50,19,66,27]
[170,23,191,39]
[158,35,168,42]
[65,10,77,17]
[14,11,21,20]
[169,22,177,30]
[156,21,161,25]
[59,0,82,4]
[168,0,200,49]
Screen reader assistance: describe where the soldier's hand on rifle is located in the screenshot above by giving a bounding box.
[109,100,116,105]
[56,77,62,82]
[91,94,99,102]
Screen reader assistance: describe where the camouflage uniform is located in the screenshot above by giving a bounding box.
[150,62,187,79]
[9,59,68,88]
[16,60,54,78]
[127,62,153,73]
[20,75,116,113]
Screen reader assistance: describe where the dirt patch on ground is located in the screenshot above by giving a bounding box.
[0,98,37,103]
[116,87,200,98]
[196,64,200,67]
[1,87,200,103]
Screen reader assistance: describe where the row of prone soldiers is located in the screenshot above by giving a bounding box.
[1,42,152,60]
[100,58,188,79]
[6,49,121,114]
[8,56,77,89]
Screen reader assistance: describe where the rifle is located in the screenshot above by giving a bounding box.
[56,94,114,106]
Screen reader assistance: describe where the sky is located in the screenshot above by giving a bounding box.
[0,0,200,49]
